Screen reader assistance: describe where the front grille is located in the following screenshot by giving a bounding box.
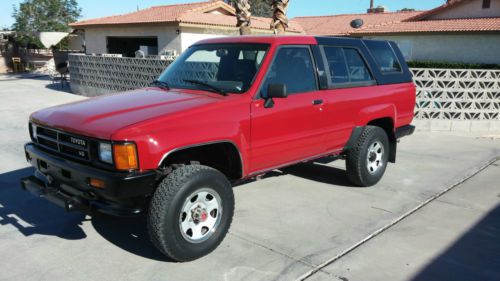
[34,125,91,161]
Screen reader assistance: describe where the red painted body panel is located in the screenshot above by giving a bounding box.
[250,91,329,172]
[29,36,416,178]
[30,88,225,139]
[321,82,416,150]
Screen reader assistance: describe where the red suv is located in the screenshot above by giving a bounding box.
[22,36,416,261]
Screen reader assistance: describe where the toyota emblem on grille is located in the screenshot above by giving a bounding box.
[70,137,86,147]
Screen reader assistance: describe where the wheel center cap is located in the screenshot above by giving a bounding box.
[369,151,377,162]
[200,211,208,222]
[192,207,208,223]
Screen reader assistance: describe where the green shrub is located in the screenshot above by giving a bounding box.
[407,61,500,70]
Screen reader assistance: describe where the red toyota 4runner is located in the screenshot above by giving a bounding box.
[22,36,415,261]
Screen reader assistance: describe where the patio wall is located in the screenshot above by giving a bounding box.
[68,54,500,132]
[69,54,172,96]
[411,68,500,132]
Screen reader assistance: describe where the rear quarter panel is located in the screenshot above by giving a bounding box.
[355,82,416,128]
[323,82,416,150]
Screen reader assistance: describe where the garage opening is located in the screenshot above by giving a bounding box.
[106,36,158,57]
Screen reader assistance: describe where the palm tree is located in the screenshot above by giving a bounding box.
[271,0,289,34]
[231,0,290,35]
[234,0,252,35]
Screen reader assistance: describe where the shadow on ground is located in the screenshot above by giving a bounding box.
[0,73,50,82]
[0,167,172,261]
[0,167,87,240]
[45,80,72,93]
[236,157,355,188]
[412,204,500,281]
[0,161,354,262]
[91,214,172,262]
[282,161,354,187]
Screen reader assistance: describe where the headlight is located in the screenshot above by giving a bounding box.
[31,123,37,141]
[98,142,113,164]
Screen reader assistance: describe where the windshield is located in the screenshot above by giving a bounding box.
[158,44,269,94]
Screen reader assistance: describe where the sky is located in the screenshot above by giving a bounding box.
[0,0,445,29]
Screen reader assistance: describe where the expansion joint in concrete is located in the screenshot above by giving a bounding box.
[296,156,500,281]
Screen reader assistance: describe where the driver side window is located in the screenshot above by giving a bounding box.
[261,47,317,98]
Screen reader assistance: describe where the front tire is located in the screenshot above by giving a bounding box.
[148,165,234,262]
[346,126,389,187]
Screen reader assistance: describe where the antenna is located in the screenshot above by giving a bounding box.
[350,19,364,29]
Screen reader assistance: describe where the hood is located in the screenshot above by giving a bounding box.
[30,88,221,139]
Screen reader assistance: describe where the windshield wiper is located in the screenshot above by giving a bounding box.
[150,80,170,90]
[183,79,228,96]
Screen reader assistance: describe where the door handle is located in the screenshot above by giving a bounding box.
[312,99,324,105]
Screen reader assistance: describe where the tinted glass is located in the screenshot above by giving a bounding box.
[323,47,349,84]
[343,48,373,82]
[159,44,269,93]
[261,47,317,96]
[365,40,402,73]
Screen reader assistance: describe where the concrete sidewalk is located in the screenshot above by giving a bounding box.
[307,160,500,281]
[0,77,499,281]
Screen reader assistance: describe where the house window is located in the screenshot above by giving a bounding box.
[483,0,491,9]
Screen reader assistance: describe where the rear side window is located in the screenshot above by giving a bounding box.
[364,40,402,73]
[343,49,373,82]
[323,46,373,85]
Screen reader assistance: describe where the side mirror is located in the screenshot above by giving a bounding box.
[264,84,287,108]
[268,84,287,98]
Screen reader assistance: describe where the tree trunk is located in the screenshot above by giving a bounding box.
[235,0,252,35]
[271,0,289,34]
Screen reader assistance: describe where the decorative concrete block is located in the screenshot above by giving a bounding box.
[68,54,173,95]
[411,68,500,132]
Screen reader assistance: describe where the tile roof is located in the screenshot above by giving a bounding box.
[406,0,472,21]
[70,0,499,36]
[294,11,423,35]
[70,0,303,33]
[294,0,500,36]
[352,17,500,34]
[71,1,216,27]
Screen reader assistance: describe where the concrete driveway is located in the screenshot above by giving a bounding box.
[1,77,499,281]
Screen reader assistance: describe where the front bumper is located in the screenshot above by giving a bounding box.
[21,143,157,216]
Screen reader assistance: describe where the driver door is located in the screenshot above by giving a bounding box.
[249,46,328,173]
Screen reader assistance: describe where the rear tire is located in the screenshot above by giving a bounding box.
[346,126,389,187]
[148,165,234,262]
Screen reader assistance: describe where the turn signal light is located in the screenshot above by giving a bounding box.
[89,178,105,189]
[113,143,138,170]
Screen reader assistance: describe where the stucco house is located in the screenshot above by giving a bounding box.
[295,0,500,64]
[70,0,303,57]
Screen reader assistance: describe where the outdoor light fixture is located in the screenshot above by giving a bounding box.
[176,29,181,35]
